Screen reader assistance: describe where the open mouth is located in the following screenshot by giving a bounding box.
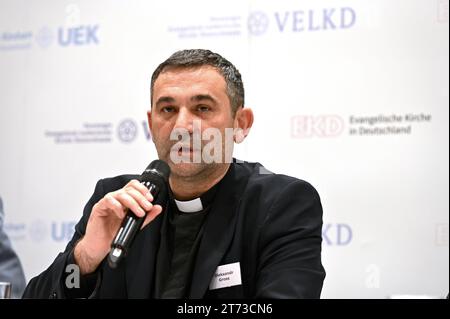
[172,145,200,155]
[168,143,203,163]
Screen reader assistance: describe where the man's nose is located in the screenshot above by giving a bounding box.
[174,107,194,133]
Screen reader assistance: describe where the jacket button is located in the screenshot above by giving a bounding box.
[50,292,57,299]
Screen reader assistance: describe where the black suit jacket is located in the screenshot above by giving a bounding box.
[23,160,325,298]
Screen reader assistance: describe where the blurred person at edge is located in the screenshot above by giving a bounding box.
[0,196,26,298]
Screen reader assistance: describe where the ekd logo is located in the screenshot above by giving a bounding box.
[36,25,99,48]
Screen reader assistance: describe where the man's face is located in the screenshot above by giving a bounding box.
[148,65,236,180]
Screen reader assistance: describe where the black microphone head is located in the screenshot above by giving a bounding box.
[142,159,171,182]
[108,160,170,270]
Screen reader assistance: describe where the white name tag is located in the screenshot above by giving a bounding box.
[209,262,242,290]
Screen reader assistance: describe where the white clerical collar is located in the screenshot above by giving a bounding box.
[174,197,203,213]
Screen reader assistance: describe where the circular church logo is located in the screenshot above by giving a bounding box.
[28,220,48,242]
[35,26,53,48]
[248,11,269,36]
[117,119,138,143]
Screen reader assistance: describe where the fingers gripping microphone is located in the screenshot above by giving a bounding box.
[107,160,170,269]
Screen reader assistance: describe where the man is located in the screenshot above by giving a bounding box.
[23,49,325,299]
[0,196,26,298]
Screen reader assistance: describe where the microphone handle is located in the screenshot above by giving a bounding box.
[108,182,159,268]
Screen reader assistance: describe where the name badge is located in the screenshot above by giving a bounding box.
[209,262,242,290]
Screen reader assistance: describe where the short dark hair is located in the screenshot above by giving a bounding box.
[151,49,244,115]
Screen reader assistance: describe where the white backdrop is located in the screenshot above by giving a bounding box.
[0,0,448,298]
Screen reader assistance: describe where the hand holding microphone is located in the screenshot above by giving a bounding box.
[74,160,170,275]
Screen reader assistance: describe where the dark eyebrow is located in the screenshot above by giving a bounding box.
[191,94,217,104]
[155,96,176,107]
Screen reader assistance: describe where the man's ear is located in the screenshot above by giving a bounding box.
[234,107,254,144]
[147,110,155,142]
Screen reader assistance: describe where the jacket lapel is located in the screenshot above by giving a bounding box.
[189,162,250,298]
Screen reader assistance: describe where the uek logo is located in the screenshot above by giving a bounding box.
[35,25,99,48]
[28,220,77,242]
[322,223,352,246]
[291,115,345,138]
[248,7,356,36]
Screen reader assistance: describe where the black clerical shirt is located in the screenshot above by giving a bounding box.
[155,183,219,298]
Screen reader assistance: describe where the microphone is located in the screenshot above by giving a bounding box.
[107,160,170,269]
